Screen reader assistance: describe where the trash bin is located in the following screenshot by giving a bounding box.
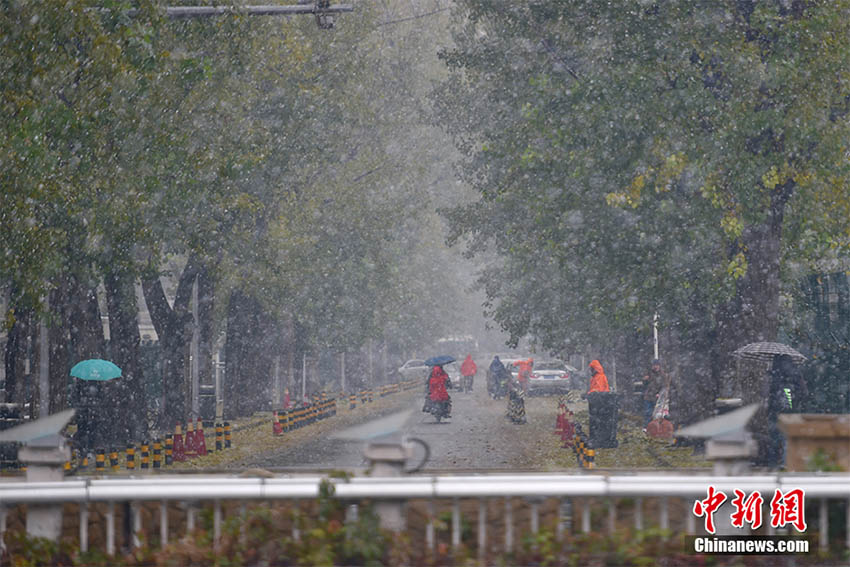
[587,391,619,448]
[199,384,217,427]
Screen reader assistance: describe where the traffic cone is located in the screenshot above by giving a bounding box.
[185,419,197,459]
[173,424,186,462]
[196,418,207,456]
[555,404,567,434]
[273,411,283,435]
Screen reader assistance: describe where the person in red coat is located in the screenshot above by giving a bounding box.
[424,364,452,420]
[460,354,477,392]
[429,364,450,402]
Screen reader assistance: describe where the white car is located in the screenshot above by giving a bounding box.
[398,359,430,381]
[527,360,574,395]
[443,361,461,387]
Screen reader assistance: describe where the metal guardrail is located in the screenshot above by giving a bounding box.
[0,472,848,557]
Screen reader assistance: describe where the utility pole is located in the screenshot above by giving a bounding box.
[112,2,354,28]
[653,312,659,360]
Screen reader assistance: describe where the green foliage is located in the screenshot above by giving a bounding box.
[434,0,850,359]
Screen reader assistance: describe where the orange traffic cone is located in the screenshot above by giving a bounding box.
[173,424,186,462]
[185,420,197,458]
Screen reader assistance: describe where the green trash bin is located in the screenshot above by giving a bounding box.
[587,391,619,448]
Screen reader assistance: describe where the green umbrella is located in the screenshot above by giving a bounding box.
[70,359,122,381]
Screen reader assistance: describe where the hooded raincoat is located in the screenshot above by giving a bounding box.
[460,355,477,377]
[588,359,610,393]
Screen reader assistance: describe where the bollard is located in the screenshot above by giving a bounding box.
[109,448,119,472]
[215,423,223,451]
[173,424,186,462]
[165,434,173,466]
[126,444,136,471]
[153,438,162,469]
[185,420,197,459]
[224,422,232,448]
[350,394,357,410]
[196,418,207,457]
[140,441,150,470]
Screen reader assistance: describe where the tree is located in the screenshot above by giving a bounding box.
[435,1,850,418]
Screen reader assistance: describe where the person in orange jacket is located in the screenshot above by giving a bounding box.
[588,359,610,393]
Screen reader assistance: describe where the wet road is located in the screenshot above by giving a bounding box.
[244,375,565,472]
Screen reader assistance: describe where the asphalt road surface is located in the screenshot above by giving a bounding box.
[242,375,563,473]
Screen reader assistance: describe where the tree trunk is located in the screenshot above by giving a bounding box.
[140,254,200,429]
[197,264,215,389]
[4,294,31,406]
[104,268,144,442]
[68,276,105,362]
[710,183,790,451]
[48,275,71,413]
[224,291,277,418]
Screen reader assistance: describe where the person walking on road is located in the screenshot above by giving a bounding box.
[764,353,808,468]
[487,356,509,399]
[588,359,610,393]
[460,354,477,393]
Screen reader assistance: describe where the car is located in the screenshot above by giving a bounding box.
[398,359,430,381]
[527,360,574,395]
[443,361,461,387]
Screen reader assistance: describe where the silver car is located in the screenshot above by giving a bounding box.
[398,359,430,381]
[527,360,574,395]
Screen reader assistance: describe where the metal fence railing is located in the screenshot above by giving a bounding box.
[0,473,848,556]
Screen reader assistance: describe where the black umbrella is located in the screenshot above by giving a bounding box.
[424,355,455,367]
[732,342,807,363]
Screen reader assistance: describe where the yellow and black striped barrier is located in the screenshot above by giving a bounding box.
[140,441,150,470]
[224,422,231,448]
[215,423,223,451]
[165,434,174,465]
[109,448,120,472]
[572,425,595,469]
[349,393,357,410]
[126,444,136,471]
[153,438,162,469]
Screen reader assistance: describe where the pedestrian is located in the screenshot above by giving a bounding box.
[587,359,610,393]
[764,353,808,468]
[488,355,509,399]
[641,359,668,426]
[460,354,477,392]
[506,373,526,424]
